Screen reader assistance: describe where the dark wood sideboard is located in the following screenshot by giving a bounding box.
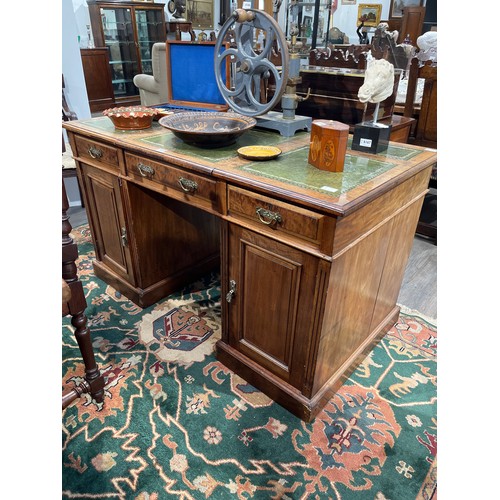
[294,66,415,143]
[80,48,115,112]
[63,117,436,421]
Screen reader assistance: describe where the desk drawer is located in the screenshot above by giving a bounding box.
[74,135,120,171]
[125,153,219,209]
[227,185,327,247]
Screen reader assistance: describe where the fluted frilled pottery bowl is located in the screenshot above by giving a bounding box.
[158,111,257,148]
[103,106,158,130]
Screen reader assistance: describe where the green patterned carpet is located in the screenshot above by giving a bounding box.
[62,226,437,499]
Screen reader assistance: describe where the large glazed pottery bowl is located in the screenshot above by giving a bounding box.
[103,106,158,130]
[159,111,257,148]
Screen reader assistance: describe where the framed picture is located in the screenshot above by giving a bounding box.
[389,0,423,19]
[187,0,214,29]
[357,4,382,27]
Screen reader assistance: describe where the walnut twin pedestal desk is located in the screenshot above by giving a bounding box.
[63,117,436,422]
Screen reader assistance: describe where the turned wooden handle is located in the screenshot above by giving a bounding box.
[234,8,255,23]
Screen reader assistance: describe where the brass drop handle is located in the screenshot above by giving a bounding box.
[88,146,103,159]
[226,279,236,303]
[256,207,282,226]
[121,227,128,247]
[137,162,155,177]
[178,177,198,193]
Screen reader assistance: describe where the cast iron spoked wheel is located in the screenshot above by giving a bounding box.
[214,9,289,117]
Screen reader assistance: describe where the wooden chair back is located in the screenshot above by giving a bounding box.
[404,58,437,148]
[308,47,367,69]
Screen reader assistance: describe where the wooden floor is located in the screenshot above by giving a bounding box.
[67,206,437,320]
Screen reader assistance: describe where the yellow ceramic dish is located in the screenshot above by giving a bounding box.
[237,145,282,160]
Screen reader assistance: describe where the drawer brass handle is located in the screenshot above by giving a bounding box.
[178,177,198,193]
[226,279,236,303]
[88,146,103,159]
[137,162,155,177]
[256,207,282,226]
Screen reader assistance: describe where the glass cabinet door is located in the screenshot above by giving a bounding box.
[100,7,140,98]
[286,0,332,54]
[134,9,164,75]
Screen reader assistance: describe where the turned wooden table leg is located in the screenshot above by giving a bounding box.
[71,309,105,403]
[62,180,105,406]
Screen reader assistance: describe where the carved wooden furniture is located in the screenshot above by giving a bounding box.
[308,47,367,69]
[415,171,436,242]
[399,6,426,45]
[404,58,437,149]
[80,48,115,112]
[62,181,105,409]
[292,65,415,143]
[381,5,426,45]
[402,58,437,241]
[86,0,166,107]
[167,20,196,41]
[63,116,436,421]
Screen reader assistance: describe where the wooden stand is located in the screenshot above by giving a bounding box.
[352,121,392,154]
[167,21,195,40]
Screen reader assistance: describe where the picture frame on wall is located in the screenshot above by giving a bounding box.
[187,0,214,29]
[389,0,424,19]
[357,4,382,27]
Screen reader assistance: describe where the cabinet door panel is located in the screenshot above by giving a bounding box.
[135,8,165,74]
[100,7,140,98]
[226,224,322,387]
[241,244,300,369]
[81,163,135,283]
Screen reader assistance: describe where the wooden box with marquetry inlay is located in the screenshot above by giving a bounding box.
[308,120,349,172]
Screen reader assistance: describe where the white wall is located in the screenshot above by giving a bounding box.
[63,0,91,206]
[63,0,91,122]
[72,0,92,48]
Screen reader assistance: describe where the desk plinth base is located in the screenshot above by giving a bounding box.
[216,305,400,422]
[92,253,219,309]
[256,111,312,137]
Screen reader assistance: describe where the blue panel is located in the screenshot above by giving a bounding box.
[169,43,227,105]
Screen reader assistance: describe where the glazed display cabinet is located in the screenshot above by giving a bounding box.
[284,0,332,52]
[87,0,166,106]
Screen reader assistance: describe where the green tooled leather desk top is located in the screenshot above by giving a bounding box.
[69,116,436,213]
